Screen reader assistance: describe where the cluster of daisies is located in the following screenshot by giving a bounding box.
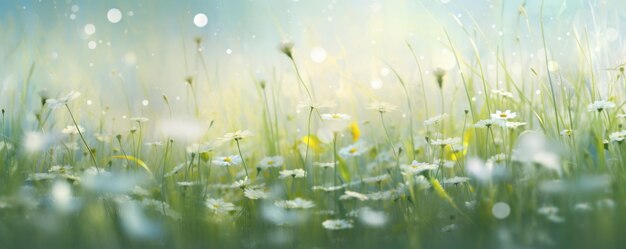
[193,100,482,230]
[474,110,526,129]
[21,91,626,233]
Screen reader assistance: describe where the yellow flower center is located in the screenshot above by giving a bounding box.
[349,148,357,154]
[499,113,507,118]
[223,157,232,163]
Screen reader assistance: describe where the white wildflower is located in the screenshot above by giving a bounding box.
[220,130,253,141]
[424,113,448,126]
[258,156,284,169]
[46,91,81,109]
[588,100,615,112]
[339,141,369,158]
[340,190,369,201]
[401,160,437,175]
[431,137,461,147]
[609,130,626,142]
[62,125,85,135]
[231,176,251,189]
[244,188,268,200]
[279,168,307,179]
[443,176,470,185]
[212,155,242,166]
[314,162,336,169]
[491,110,517,120]
[322,219,353,230]
[206,198,236,214]
[367,101,397,113]
[274,198,315,209]
[474,118,504,128]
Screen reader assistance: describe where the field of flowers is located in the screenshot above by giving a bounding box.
[1,0,626,248]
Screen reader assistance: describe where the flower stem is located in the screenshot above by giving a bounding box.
[289,58,313,101]
[304,107,313,169]
[65,104,98,170]
[235,139,249,178]
[380,112,401,182]
[333,133,337,187]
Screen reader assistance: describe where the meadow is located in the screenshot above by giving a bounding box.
[1,0,626,248]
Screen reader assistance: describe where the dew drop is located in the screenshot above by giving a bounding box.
[310,47,327,63]
[194,13,208,27]
[492,202,511,219]
[84,24,96,35]
[88,41,97,50]
[107,8,122,23]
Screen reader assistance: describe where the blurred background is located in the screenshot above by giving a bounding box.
[1,0,625,137]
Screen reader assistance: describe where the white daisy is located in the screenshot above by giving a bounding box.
[367,101,398,113]
[339,191,369,201]
[401,160,438,175]
[490,110,517,120]
[321,113,351,121]
[321,113,351,132]
[443,176,470,185]
[537,206,564,223]
[474,119,504,128]
[609,130,626,142]
[314,162,336,169]
[339,141,369,158]
[49,165,73,173]
[312,185,346,192]
[588,100,615,112]
[431,137,461,147]
[362,174,391,184]
[296,101,335,111]
[424,113,448,126]
[258,156,284,169]
[274,198,315,209]
[322,219,353,230]
[45,91,81,109]
[560,129,573,136]
[367,189,399,201]
[231,176,251,189]
[176,181,200,187]
[205,198,236,214]
[502,121,526,129]
[61,125,85,135]
[212,155,242,166]
[244,188,268,200]
[220,130,253,141]
[278,168,307,179]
